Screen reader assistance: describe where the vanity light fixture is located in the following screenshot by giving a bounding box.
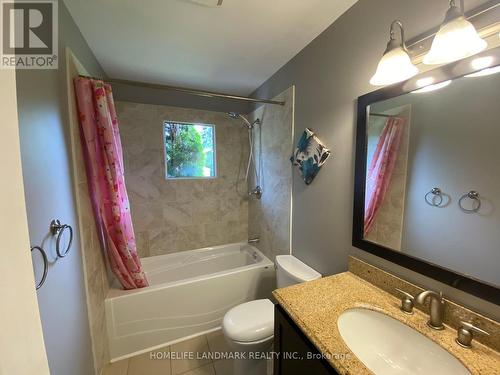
[370,20,418,86]
[464,56,500,77]
[411,80,452,93]
[423,0,487,65]
[415,77,435,88]
[465,65,500,77]
[471,56,494,70]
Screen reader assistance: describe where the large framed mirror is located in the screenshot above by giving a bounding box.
[353,46,500,304]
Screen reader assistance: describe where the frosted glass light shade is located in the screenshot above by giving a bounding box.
[370,47,419,86]
[423,15,487,65]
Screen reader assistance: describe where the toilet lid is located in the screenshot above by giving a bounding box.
[223,299,274,342]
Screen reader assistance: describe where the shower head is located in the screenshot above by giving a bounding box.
[227,112,260,129]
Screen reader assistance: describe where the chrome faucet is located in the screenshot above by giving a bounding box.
[414,290,445,330]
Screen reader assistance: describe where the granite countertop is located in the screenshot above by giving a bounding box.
[272,272,500,375]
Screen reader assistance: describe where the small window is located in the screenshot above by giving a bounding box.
[164,121,216,179]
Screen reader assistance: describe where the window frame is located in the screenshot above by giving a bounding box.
[163,120,217,180]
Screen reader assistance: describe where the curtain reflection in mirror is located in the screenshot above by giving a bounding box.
[364,116,405,237]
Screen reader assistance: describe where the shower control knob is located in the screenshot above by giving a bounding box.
[249,186,262,199]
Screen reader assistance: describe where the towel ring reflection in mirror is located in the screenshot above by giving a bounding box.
[31,246,48,290]
[458,191,481,214]
[425,187,444,207]
[50,219,74,257]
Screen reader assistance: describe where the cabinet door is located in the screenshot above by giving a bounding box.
[274,305,338,375]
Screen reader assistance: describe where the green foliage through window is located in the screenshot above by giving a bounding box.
[164,122,216,178]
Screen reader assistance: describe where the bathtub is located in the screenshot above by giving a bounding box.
[105,242,275,361]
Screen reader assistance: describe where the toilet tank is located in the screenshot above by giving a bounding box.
[275,255,321,288]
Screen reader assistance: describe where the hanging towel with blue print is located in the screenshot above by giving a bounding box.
[290,128,331,185]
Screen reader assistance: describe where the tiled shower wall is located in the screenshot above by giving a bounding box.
[247,87,294,261]
[116,102,250,257]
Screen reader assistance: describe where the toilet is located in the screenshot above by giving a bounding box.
[222,255,321,375]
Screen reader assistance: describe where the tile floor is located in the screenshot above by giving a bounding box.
[103,329,270,375]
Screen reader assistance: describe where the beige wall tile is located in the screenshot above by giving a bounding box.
[247,87,294,261]
[117,102,250,256]
[164,201,193,227]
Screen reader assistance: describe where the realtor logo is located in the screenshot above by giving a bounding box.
[1,0,58,69]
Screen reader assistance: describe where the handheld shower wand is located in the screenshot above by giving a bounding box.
[227,112,260,129]
[227,112,262,199]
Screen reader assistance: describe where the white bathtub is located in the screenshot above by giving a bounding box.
[105,242,275,361]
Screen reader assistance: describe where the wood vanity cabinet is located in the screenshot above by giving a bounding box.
[274,304,339,375]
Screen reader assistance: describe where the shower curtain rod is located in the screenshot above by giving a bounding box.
[370,113,392,117]
[78,75,285,106]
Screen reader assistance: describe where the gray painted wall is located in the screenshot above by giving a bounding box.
[16,1,106,374]
[251,0,498,319]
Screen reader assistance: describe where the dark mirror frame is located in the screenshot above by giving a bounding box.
[353,46,500,305]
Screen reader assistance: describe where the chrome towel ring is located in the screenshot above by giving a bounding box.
[458,191,481,214]
[50,219,74,258]
[31,246,48,290]
[425,187,444,207]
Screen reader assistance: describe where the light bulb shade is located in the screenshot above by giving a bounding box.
[423,15,487,65]
[370,47,419,86]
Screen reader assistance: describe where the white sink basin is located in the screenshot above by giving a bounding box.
[337,308,471,375]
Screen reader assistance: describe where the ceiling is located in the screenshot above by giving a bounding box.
[65,0,358,95]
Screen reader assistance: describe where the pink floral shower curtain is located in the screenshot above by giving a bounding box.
[74,77,148,289]
[364,116,405,236]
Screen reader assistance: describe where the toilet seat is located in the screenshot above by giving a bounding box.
[222,299,274,343]
[231,335,273,346]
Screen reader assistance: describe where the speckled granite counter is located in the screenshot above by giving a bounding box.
[273,272,500,375]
